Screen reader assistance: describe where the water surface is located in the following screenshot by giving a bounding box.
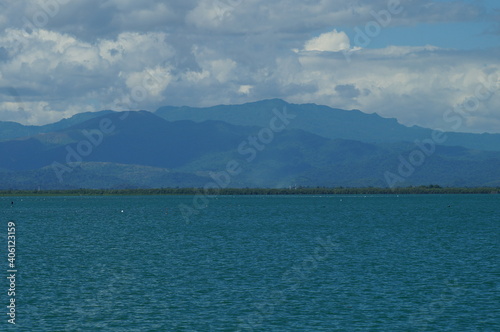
[1,194,499,331]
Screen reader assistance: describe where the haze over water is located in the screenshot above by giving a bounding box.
[2,194,499,331]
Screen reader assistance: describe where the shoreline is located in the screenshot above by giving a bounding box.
[0,187,499,196]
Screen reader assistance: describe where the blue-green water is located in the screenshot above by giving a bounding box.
[1,194,499,331]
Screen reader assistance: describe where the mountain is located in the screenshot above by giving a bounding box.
[0,121,38,141]
[156,99,500,152]
[0,109,499,189]
[0,111,254,170]
[0,110,114,141]
[0,163,210,190]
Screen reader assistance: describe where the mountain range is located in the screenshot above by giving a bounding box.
[1,99,499,189]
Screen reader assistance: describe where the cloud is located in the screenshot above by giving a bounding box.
[335,84,362,99]
[304,30,351,52]
[186,0,242,30]
[294,46,500,133]
[0,28,176,123]
[0,0,487,40]
[0,0,498,133]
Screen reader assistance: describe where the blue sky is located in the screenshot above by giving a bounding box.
[335,0,499,50]
[0,0,499,133]
[360,21,499,49]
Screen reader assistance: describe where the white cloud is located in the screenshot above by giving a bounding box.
[125,67,173,98]
[294,46,500,132]
[209,59,237,83]
[186,0,240,29]
[304,30,351,52]
[0,29,176,123]
[0,0,499,133]
[238,85,253,95]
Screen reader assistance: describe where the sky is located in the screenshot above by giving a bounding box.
[0,0,499,133]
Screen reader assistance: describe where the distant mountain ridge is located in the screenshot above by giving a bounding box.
[3,99,500,150]
[156,99,500,152]
[0,105,499,189]
[0,110,114,141]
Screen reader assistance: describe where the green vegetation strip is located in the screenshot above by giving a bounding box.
[0,186,499,196]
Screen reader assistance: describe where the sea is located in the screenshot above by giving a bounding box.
[1,194,499,331]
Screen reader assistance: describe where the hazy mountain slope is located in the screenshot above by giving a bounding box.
[0,163,210,190]
[156,99,500,151]
[0,110,114,141]
[0,121,38,141]
[0,111,256,170]
[1,110,499,189]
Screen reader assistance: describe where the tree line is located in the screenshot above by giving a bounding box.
[0,185,499,196]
